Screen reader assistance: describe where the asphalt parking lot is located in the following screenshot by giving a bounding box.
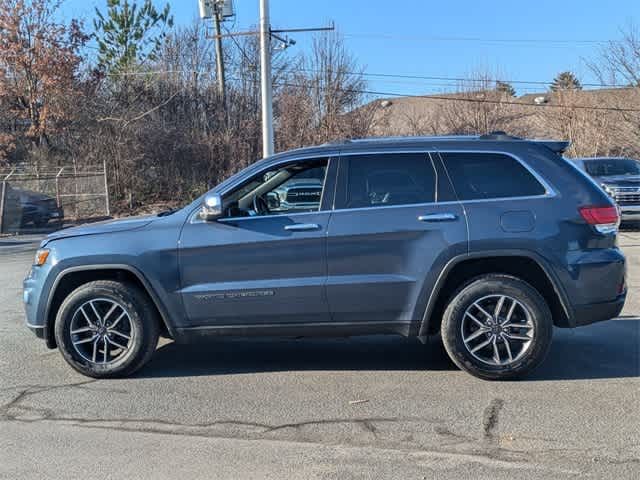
[1,233,639,479]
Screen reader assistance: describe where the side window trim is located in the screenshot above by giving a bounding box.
[436,149,556,203]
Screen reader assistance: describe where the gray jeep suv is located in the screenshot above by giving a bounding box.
[23,134,626,380]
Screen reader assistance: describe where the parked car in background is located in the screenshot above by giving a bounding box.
[572,157,640,222]
[4,186,64,229]
[24,134,626,381]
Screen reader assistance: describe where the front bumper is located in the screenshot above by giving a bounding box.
[28,324,46,339]
[49,207,64,221]
[23,261,54,345]
[572,292,626,327]
[618,204,640,221]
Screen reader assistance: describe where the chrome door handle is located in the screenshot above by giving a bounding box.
[418,213,458,222]
[284,223,321,231]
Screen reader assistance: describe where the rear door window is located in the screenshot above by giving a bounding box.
[440,152,546,200]
[339,153,437,209]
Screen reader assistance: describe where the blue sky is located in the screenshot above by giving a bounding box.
[63,0,639,95]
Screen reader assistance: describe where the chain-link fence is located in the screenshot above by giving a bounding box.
[0,164,110,234]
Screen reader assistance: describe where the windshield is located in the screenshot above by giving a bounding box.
[584,158,640,177]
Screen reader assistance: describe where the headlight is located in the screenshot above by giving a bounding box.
[34,248,50,266]
[601,184,615,198]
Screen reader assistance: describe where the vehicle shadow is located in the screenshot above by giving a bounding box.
[528,318,640,381]
[138,319,639,381]
[139,336,456,378]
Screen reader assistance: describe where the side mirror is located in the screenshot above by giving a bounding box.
[200,193,223,221]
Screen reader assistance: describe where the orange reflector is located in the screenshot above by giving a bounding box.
[34,249,49,266]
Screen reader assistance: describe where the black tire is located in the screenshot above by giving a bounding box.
[54,280,160,378]
[440,274,553,381]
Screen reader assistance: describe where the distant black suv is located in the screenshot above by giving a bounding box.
[5,186,64,228]
[573,157,640,222]
[24,134,626,380]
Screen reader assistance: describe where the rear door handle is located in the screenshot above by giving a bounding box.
[284,223,321,231]
[418,213,458,222]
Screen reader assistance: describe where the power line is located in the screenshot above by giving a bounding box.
[343,32,619,45]
[104,66,632,91]
[281,71,548,92]
[98,68,640,112]
[228,74,640,113]
[284,67,629,89]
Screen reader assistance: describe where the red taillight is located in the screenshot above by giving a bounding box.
[579,206,620,234]
[579,206,619,225]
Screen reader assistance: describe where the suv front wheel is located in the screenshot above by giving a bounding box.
[441,274,553,380]
[54,280,160,378]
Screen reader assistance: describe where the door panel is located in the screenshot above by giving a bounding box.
[326,152,467,327]
[179,212,331,327]
[326,204,466,325]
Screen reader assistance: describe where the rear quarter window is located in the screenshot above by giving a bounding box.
[441,152,546,200]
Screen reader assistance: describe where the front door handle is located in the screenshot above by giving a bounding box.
[418,213,458,222]
[284,223,321,231]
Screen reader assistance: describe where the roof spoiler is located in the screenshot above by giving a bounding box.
[479,132,571,154]
[534,140,571,154]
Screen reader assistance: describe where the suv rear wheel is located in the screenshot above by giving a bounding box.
[441,274,553,380]
[54,280,159,378]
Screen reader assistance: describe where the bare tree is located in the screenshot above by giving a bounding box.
[276,31,378,149]
[534,90,620,157]
[590,23,640,156]
[435,73,528,135]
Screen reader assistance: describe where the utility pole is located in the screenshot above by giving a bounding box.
[213,2,226,103]
[259,0,274,158]
[203,0,333,158]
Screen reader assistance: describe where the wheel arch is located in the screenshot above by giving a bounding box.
[44,264,175,349]
[418,251,573,337]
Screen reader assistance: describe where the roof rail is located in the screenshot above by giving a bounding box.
[479,131,522,141]
[322,139,350,146]
[478,131,570,153]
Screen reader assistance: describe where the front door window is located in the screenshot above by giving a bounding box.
[222,160,328,218]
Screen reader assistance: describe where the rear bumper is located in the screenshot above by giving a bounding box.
[572,293,626,327]
[557,246,626,328]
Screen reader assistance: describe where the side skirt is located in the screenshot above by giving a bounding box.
[173,321,416,343]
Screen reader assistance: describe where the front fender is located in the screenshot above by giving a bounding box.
[34,216,186,347]
[42,263,179,348]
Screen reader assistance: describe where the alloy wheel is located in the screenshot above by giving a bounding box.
[69,298,135,365]
[460,294,535,366]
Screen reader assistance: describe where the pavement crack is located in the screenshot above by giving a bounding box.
[361,420,377,437]
[264,417,402,433]
[0,380,98,420]
[0,389,31,416]
[482,398,504,440]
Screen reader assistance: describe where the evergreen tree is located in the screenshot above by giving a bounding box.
[495,81,516,97]
[94,0,173,74]
[550,71,582,91]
